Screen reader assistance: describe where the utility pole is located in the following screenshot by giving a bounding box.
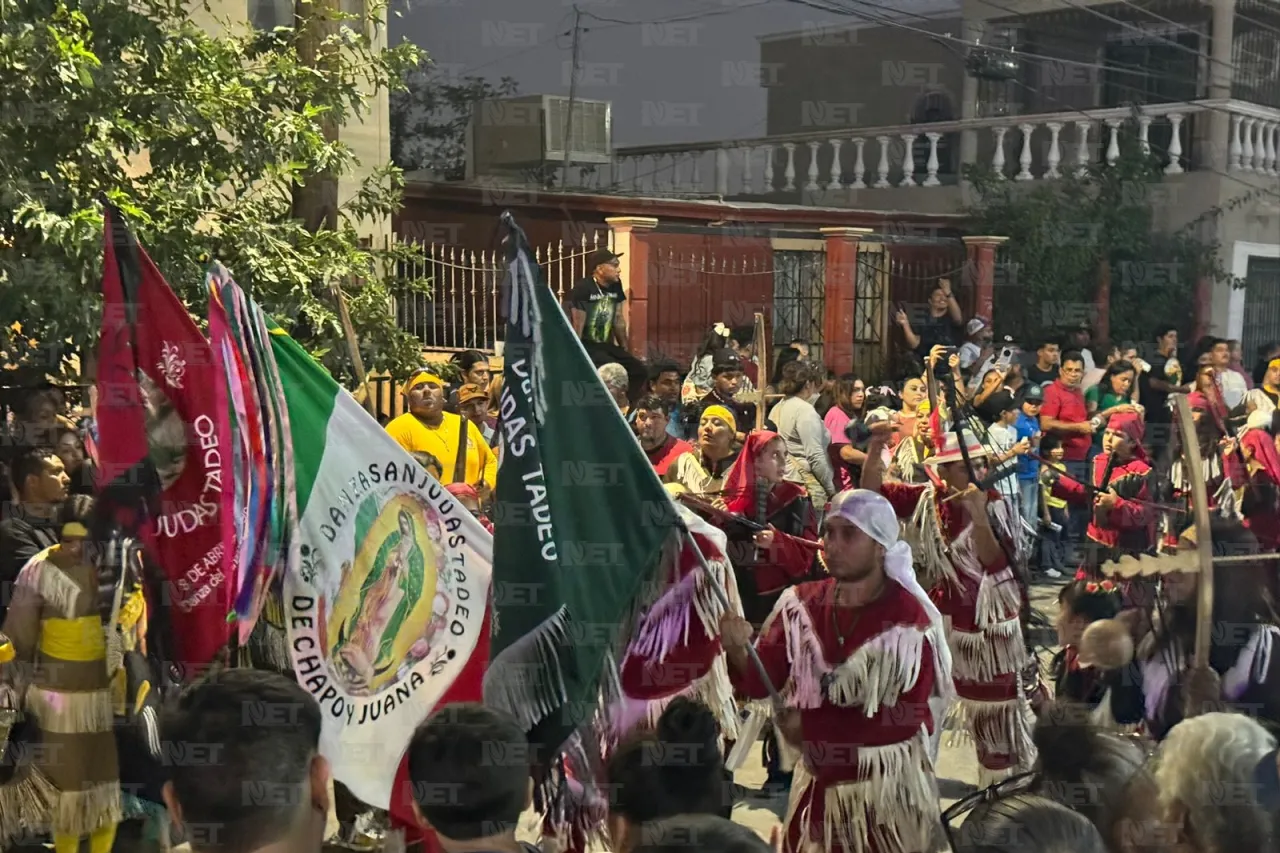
[560,6,582,189]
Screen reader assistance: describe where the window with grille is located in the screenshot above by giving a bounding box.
[772,250,826,365]
[1242,255,1280,366]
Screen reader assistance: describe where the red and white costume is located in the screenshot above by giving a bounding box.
[541,504,743,851]
[880,430,1036,788]
[732,489,951,853]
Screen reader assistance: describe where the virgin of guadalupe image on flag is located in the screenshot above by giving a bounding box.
[231,292,495,812]
[327,499,455,696]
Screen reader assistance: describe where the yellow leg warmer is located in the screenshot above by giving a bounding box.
[89,823,117,853]
[53,833,80,853]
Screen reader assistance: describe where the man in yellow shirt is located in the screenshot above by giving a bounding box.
[386,369,497,498]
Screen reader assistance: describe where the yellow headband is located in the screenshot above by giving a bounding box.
[61,522,88,539]
[404,372,443,394]
[1269,358,1280,372]
[701,405,737,432]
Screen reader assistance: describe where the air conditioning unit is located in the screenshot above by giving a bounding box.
[468,95,613,177]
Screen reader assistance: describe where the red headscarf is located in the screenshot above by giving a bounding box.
[722,431,806,519]
[445,482,479,500]
[445,482,494,533]
[1242,427,1280,486]
[1106,412,1149,463]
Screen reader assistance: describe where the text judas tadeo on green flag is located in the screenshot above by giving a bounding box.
[267,319,493,809]
[485,212,680,770]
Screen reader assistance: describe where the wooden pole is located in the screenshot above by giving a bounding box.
[331,279,375,416]
[1173,394,1215,669]
[753,312,768,431]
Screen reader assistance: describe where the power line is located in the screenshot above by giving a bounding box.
[579,0,775,29]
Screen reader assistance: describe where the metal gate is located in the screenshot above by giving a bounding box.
[1242,254,1280,366]
[853,245,890,383]
[772,250,826,366]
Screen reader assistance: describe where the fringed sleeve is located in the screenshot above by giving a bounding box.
[728,599,792,701]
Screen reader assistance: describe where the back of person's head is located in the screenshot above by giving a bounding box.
[607,697,729,836]
[406,703,531,842]
[1057,581,1122,624]
[161,668,327,853]
[955,793,1107,853]
[1154,711,1276,853]
[1033,701,1146,835]
[729,326,754,349]
[776,360,813,397]
[630,814,770,853]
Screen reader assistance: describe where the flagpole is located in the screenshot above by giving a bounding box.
[329,278,376,417]
[679,524,785,712]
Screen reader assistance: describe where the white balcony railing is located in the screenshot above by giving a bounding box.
[566,99,1280,198]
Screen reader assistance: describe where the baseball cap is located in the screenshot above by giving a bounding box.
[966,317,989,336]
[456,383,488,406]
[586,247,623,269]
[1020,384,1045,404]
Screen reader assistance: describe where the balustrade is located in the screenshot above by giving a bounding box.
[604,100,1280,199]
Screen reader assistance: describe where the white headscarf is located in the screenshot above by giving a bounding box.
[826,489,955,703]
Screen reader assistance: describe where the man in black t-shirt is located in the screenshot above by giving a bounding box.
[0,447,69,621]
[893,277,963,360]
[1023,336,1061,388]
[568,247,648,404]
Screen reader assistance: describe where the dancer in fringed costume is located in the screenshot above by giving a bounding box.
[1045,412,1155,572]
[864,425,1037,788]
[0,497,121,853]
[539,505,744,853]
[719,489,951,853]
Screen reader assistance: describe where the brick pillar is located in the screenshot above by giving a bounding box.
[606,216,659,358]
[820,227,873,374]
[962,235,1010,326]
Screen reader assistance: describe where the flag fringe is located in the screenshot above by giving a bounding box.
[484,606,572,731]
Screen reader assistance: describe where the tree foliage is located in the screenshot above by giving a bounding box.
[389,62,519,180]
[963,127,1246,349]
[1,0,429,384]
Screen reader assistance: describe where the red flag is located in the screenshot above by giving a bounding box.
[95,205,232,670]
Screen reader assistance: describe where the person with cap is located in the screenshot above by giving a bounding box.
[1044,411,1154,574]
[568,247,648,405]
[385,368,497,495]
[958,316,993,377]
[455,382,495,446]
[862,420,1037,788]
[664,406,741,497]
[985,389,1032,517]
[699,349,755,443]
[718,489,951,853]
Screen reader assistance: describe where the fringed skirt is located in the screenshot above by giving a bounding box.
[26,685,121,837]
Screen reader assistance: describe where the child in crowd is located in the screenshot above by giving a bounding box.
[1015,385,1044,546]
[1038,434,1069,579]
[984,389,1030,518]
[1051,581,1145,731]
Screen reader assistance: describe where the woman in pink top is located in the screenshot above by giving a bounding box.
[824,375,867,491]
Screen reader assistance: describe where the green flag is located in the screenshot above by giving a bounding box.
[485,214,678,767]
